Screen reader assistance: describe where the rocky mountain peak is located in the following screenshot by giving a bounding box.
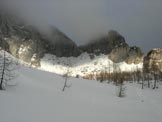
[79,30,127,55]
[0,11,81,64]
[80,30,144,64]
[107,30,125,45]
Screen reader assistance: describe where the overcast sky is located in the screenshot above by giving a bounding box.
[2,0,162,53]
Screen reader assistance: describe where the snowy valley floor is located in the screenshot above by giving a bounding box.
[0,66,162,122]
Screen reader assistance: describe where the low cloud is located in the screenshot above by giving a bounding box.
[1,0,162,53]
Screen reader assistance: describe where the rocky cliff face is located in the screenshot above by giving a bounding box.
[80,30,144,64]
[108,43,129,63]
[0,11,81,64]
[126,46,144,64]
[143,48,162,73]
[109,46,143,64]
[79,30,126,55]
[43,27,81,57]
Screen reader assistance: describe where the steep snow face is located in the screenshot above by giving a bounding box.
[0,65,162,122]
[40,53,143,77]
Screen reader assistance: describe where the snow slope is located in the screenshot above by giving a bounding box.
[0,66,162,122]
[40,53,143,77]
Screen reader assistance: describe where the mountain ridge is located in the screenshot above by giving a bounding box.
[0,10,144,66]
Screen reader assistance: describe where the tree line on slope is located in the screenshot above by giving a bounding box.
[83,62,162,97]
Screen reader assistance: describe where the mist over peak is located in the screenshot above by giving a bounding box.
[1,0,109,45]
[1,0,162,53]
